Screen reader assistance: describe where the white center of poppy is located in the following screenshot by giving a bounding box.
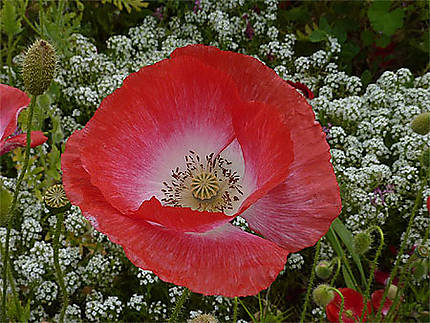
[161,151,243,213]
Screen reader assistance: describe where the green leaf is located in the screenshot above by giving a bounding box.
[309,30,326,43]
[0,181,12,226]
[325,226,360,291]
[1,0,22,36]
[368,1,404,36]
[332,218,368,288]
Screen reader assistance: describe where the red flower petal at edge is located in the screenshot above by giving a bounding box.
[326,288,371,323]
[0,84,47,156]
[371,289,393,318]
[62,45,341,296]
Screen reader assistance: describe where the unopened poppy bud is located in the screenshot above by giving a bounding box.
[411,112,430,135]
[44,184,70,214]
[353,232,372,255]
[387,284,398,300]
[190,314,218,323]
[315,260,332,280]
[22,39,56,96]
[312,284,334,307]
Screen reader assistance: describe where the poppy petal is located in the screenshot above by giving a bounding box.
[80,55,242,213]
[231,101,294,214]
[62,130,289,297]
[0,131,47,156]
[371,289,393,317]
[326,288,370,323]
[172,45,341,250]
[0,84,30,141]
[240,123,340,251]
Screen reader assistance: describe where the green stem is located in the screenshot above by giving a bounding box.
[53,212,68,323]
[233,297,238,323]
[168,287,190,323]
[238,298,257,323]
[360,226,384,323]
[375,181,426,322]
[1,96,36,322]
[300,240,321,323]
[330,257,341,286]
[330,288,345,323]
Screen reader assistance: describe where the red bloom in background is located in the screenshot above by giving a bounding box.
[326,288,392,322]
[61,45,341,296]
[0,84,47,156]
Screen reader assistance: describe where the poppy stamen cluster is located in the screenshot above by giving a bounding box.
[161,151,243,213]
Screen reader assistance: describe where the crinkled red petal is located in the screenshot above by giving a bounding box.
[231,101,293,214]
[80,55,242,214]
[172,45,341,250]
[0,132,47,156]
[326,288,370,323]
[62,130,289,296]
[0,84,30,141]
[371,289,393,317]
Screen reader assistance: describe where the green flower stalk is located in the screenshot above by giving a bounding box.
[22,39,56,96]
[44,184,70,323]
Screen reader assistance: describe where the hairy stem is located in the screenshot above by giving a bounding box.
[300,240,321,323]
[1,96,36,322]
[360,226,384,323]
[53,212,68,323]
[375,181,425,321]
[168,287,190,323]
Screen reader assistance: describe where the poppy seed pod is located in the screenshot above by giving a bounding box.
[353,231,372,255]
[22,39,56,96]
[411,112,430,135]
[44,184,71,214]
[316,260,332,280]
[313,284,335,307]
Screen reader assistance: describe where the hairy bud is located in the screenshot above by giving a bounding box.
[316,260,332,280]
[411,112,430,135]
[22,39,56,96]
[313,284,334,307]
[353,231,372,255]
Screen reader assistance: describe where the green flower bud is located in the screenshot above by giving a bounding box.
[191,314,218,323]
[387,284,398,300]
[22,39,56,96]
[315,260,332,280]
[44,184,70,214]
[312,284,334,307]
[353,231,372,255]
[411,112,430,135]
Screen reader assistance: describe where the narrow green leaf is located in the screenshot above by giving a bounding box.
[332,218,368,288]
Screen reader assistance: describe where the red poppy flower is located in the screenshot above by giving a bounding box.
[61,45,341,297]
[326,288,393,322]
[0,84,47,156]
[326,288,371,323]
